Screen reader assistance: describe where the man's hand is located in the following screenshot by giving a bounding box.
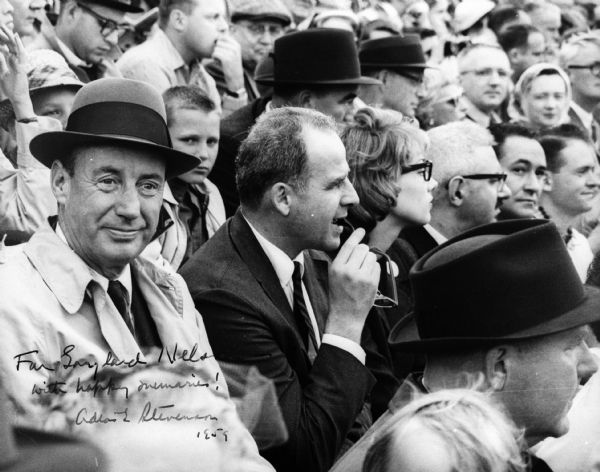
[326,228,380,344]
[212,34,244,92]
[0,26,34,119]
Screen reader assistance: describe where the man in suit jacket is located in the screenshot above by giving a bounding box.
[180,107,383,472]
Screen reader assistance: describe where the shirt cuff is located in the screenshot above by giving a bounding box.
[322,334,366,365]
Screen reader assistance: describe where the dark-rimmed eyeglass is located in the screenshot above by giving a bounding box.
[401,159,433,182]
[237,21,284,37]
[568,62,600,78]
[462,173,507,190]
[76,2,131,37]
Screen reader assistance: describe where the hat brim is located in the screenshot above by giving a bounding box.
[86,0,142,13]
[231,13,292,26]
[389,285,600,353]
[255,75,382,86]
[361,63,432,70]
[7,427,105,472]
[30,131,200,180]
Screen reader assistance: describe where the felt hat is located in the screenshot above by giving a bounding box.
[0,389,106,472]
[359,35,430,77]
[390,219,600,352]
[230,0,293,26]
[30,78,200,179]
[83,0,142,14]
[0,49,83,130]
[453,0,495,33]
[255,28,381,86]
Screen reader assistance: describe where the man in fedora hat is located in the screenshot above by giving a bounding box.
[43,0,140,82]
[210,27,381,216]
[358,34,429,119]
[181,107,397,472]
[331,218,600,472]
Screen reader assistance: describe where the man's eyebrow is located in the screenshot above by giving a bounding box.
[92,166,121,175]
[325,174,347,189]
[341,93,357,102]
[138,172,164,181]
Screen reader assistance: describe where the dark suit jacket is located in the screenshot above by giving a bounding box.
[179,211,378,472]
[209,97,270,217]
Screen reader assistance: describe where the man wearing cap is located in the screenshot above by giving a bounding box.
[358,35,429,119]
[210,28,380,217]
[43,0,139,82]
[117,0,246,116]
[331,219,600,472]
[205,0,291,103]
[0,78,225,426]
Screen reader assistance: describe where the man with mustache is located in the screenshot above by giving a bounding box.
[458,43,511,127]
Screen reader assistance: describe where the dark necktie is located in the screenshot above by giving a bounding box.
[107,280,135,337]
[292,262,318,352]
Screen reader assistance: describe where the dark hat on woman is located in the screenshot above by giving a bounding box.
[390,219,600,352]
[30,78,200,179]
[256,28,381,86]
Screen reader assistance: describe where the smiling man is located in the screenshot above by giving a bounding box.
[490,123,547,220]
[180,107,384,472]
[539,124,600,281]
[458,44,511,127]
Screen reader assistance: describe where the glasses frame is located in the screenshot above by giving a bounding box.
[76,2,131,37]
[461,173,507,190]
[568,62,600,77]
[401,159,433,182]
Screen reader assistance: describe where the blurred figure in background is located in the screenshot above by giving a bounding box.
[415,68,466,129]
[498,24,546,82]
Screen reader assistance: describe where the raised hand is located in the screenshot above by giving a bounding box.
[212,34,244,93]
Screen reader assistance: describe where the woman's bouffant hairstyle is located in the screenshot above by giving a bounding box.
[363,389,527,472]
[341,107,428,233]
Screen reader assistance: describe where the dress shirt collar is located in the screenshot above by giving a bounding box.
[424,224,448,245]
[55,223,132,296]
[463,96,499,128]
[244,215,304,287]
[56,37,87,67]
[570,101,593,133]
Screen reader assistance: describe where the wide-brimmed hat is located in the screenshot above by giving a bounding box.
[84,0,142,14]
[230,0,292,26]
[390,219,600,352]
[0,49,83,130]
[255,28,381,86]
[359,35,431,77]
[454,0,495,33]
[30,78,200,179]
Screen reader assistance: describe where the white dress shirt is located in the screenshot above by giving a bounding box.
[245,218,366,364]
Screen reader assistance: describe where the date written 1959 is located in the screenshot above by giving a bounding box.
[198,428,228,442]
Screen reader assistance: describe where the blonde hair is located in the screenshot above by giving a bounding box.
[363,389,527,472]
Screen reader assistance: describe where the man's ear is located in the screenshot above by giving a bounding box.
[169,8,188,32]
[51,160,71,206]
[268,182,293,216]
[61,0,79,21]
[484,346,509,391]
[507,48,521,64]
[298,89,314,109]
[447,176,465,206]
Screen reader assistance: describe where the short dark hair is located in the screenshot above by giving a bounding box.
[158,0,196,28]
[162,86,217,124]
[489,122,537,158]
[497,24,541,52]
[488,6,527,36]
[537,123,591,172]
[235,107,337,210]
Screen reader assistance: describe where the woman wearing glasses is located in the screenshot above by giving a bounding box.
[510,63,572,130]
[341,107,437,383]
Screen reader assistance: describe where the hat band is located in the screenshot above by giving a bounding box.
[66,101,170,147]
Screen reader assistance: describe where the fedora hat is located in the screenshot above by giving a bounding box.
[30,78,200,179]
[359,35,430,75]
[255,28,381,86]
[390,219,600,352]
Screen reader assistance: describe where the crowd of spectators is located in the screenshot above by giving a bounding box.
[3,0,600,471]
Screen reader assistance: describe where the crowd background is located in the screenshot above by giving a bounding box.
[2,0,600,471]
